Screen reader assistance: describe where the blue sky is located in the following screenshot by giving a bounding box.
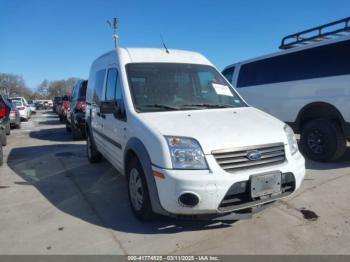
[1,0,349,90]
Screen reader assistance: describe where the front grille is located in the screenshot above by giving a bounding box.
[212,143,286,173]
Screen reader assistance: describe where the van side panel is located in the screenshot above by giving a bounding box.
[236,74,350,124]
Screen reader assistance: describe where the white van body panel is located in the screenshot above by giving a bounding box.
[235,74,350,123]
[137,107,286,155]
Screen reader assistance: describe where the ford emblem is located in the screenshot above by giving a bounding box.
[247,150,262,161]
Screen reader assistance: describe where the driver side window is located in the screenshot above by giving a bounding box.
[105,68,126,121]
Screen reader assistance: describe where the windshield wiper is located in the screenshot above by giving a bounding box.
[180,103,235,109]
[139,104,180,111]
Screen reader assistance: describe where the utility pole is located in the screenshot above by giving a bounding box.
[113,17,118,49]
[107,17,118,49]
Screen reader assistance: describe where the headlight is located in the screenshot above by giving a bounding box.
[165,136,208,170]
[284,125,298,155]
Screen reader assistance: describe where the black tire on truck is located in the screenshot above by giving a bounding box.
[300,118,346,162]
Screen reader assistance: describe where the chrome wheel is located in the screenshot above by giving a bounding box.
[129,168,144,211]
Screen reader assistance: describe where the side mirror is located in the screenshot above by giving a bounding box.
[113,101,126,120]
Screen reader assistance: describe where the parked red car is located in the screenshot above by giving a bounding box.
[58,94,71,122]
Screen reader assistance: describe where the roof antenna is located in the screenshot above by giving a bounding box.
[160,34,170,54]
[107,17,118,49]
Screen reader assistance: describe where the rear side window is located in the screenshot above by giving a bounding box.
[93,70,106,104]
[222,67,235,84]
[105,69,118,101]
[237,39,350,87]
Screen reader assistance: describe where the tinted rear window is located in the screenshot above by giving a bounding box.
[237,39,350,87]
[222,66,235,83]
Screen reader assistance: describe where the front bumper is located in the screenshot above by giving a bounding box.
[153,151,305,216]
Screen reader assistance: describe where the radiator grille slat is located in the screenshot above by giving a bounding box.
[213,143,286,173]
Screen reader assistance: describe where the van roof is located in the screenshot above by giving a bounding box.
[223,35,350,70]
[95,48,212,65]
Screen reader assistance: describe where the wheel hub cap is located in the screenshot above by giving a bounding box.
[129,168,143,211]
[307,129,326,154]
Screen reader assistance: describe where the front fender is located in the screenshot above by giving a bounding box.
[124,137,169,216]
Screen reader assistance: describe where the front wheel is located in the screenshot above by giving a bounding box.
[127,158,155,221]
[300,119,346,162]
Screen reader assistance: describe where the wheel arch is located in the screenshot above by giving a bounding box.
[124,137,169,216]
[295,102,346,133]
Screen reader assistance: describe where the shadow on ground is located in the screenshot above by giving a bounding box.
[7,144,235,234]
[29,127,72,142]
[305,146,350,170]
[37,119,63,125]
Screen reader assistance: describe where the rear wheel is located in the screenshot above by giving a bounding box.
[86,131,102,163]
[72,124,82,140]
[126,157,155,221]
[300,119,346,162]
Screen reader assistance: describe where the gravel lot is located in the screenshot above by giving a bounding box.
[0,111,349,255]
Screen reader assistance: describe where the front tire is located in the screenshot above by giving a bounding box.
[126,157,155,221]
[300,119,346,162]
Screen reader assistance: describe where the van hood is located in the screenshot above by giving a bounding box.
[137,107,287,154]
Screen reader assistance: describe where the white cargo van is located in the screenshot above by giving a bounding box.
[223,17,350,162]
[85,47,305,220]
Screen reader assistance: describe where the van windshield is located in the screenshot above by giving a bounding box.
[126,63,246,112]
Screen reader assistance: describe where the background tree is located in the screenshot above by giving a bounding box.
[37,79,49,98]
[1,73,80,99]
[46,77,79,98]
[0,73,32,98]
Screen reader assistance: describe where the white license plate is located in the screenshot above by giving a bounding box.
[251,172,282,198]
